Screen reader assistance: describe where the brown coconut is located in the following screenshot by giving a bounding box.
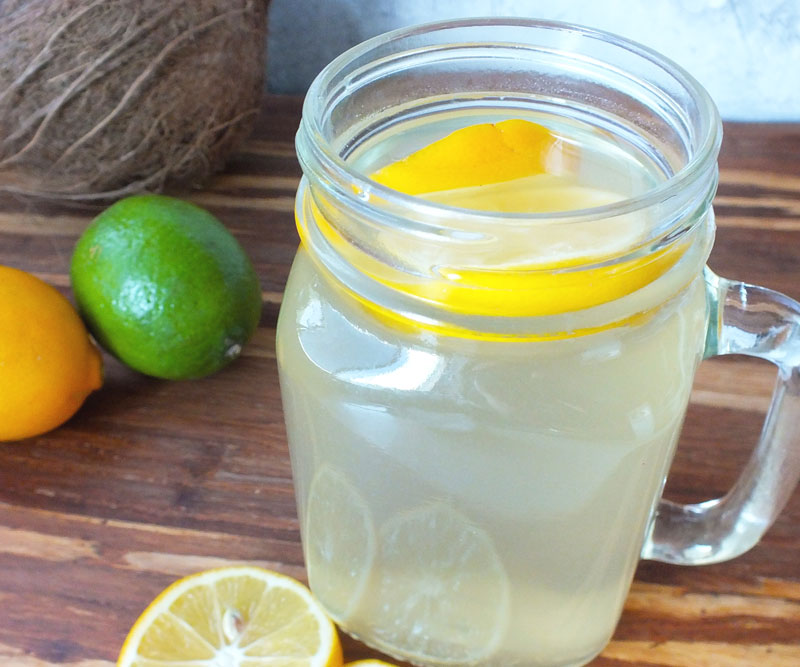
[0,0,268,200]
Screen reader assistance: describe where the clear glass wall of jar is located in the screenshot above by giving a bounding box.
[277,18,800,667]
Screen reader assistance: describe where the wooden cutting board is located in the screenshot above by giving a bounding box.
[0,96,798,666]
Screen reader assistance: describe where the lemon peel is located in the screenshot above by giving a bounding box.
[370,119,556,195]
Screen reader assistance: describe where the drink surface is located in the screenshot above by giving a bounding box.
[366,113,660,275]
[279,110,711,666]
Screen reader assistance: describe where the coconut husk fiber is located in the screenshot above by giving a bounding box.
[0,0,269,201]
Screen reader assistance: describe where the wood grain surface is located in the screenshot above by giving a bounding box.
[0,95,799,666]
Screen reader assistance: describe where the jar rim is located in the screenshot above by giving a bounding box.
[300,16,722,224]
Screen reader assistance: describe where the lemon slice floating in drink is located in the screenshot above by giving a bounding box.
[366,503,510,664]
[303,119,683,330]
[305,466,377,623]
[371,118,556,195]
[117,566,342,667]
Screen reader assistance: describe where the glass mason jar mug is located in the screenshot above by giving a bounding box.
[277,19,800,667]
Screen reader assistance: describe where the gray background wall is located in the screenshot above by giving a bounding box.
[266,0,800,121]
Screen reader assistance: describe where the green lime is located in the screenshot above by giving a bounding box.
[70,194,262,380]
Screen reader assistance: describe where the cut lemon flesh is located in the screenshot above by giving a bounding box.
[117,566,343,667]
[365,503,510,664]
[305,466,376,622]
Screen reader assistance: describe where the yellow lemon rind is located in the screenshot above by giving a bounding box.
[0,265,103,442]
[370,119,556,195]
[298,202,688,340]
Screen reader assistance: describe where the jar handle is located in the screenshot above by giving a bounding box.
[642,268,800,565]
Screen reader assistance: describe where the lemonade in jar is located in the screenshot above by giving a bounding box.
[277,19,800,667]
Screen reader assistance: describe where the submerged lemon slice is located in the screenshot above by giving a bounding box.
[305,466,377,623]
[117,567,343,667]
[366,504,510,664]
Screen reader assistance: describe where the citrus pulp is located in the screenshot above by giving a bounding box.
[117,566,343,667]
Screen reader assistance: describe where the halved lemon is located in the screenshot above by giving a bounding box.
[366,503,510,664]
[305,466,376,622]
[117,566,343,667]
